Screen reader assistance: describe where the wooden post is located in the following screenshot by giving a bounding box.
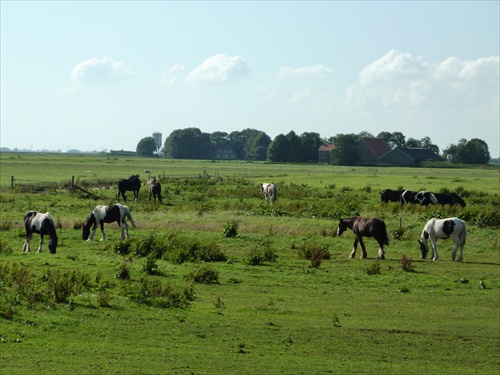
[71,176,75,192]
[11,176,14,191]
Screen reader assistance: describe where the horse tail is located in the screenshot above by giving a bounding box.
[124,206,137,228]
[381,220,390,246]
[461,221,467,246]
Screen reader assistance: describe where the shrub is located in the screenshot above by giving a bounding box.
[401,253,414,272]
[44,269,91,303]
[114,239,133,256]
[186,264,220,284]
[223,220,239,237]
[244,247,277,266]
[97,289,111,307]
[116,261,131,280]
[364,261,381,275]
[142,254,159,275]
[297,241,331,269]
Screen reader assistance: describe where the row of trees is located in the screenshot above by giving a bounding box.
[135,128,491,165]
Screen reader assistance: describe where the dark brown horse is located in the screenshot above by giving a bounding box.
[337,217,389,259]
[380,189,404,203]
[149,177,162,203]
[117,174,141,202]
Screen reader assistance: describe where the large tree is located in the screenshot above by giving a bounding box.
[136,137,157,157]
[267,134,289,162]
[299,132,323,163]
[443,138,490,164]
[330,133,360,166]
[246,131,271,161]
[163,128,211,159]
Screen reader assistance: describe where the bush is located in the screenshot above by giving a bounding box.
[244,247,277,266]
[364,261,381,275]
[223,220,239,237]
[116,261,131,280]
[401,253,414,272]
[186,264,220,284]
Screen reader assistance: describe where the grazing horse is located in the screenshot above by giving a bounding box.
[433,192,466,208]
[380,189,404,203]
[117,175,141,202]
[401,190,437,206]
[149,177,162,203]
[337,217,389,259]
[260,183,277,204]
[418,217,466,261]
[22,211,58,254]
[82,204,136,241]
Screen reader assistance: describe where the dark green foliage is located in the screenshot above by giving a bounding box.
[116,261,131,280]
[142,254,159,275]
[186,264,220,284]
[297,241,331,268]
[244,246,277,266]
[126,278,193,308]
[223,220,238,237]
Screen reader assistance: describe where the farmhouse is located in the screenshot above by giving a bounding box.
[214,142,237,160]
[318,144,335,163]
[379,147,443,166]
[357,137,392,164]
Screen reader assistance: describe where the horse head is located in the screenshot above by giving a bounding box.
[418,231,429,259]
[81,212,95,240]
[337,219,348,237]
[48,236,58,254]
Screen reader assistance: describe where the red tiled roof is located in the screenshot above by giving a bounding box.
[359,138,391,158]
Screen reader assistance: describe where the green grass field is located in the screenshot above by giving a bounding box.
[1,153,499,374]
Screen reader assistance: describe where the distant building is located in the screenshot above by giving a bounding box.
[357,137,392,164]
[152,132,162,152]
[214,142,237,160]
[318,144,335,163]
[378,147,443,166]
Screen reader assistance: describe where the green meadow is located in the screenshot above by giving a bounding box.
[0,153,499,375]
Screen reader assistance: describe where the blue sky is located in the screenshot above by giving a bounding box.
[1,1,499,156]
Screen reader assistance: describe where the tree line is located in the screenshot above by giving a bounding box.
[135,127,491,165]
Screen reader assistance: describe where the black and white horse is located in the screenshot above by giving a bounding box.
[433,192,466,208]
[149,177,162,203]
[260,183,277,204]
[380,189,404,203]
[401,190,437,206]
[418,217,466,261]
[22,211,58,254]
[117,175,141,202]
[337,217,389,260]
[81,204,136,241]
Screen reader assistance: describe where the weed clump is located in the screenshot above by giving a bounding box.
[245,247,277,266]
[186,264,220,284]
[223,220,239,237]
[364,260,381,275]
[401,253,414,272]
[297,241,331,268]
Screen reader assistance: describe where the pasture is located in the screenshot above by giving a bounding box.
[0,153,499,374]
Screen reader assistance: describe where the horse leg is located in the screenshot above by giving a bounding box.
[358,236,367,259]
[122,220,130,239]
[349,238,359,258]
[37,234,44,253]
[22,233,32,252]
[99,222,107,241]
[431,238,439,261]
[377,241,385,260]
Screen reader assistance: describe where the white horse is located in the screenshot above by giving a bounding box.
[260,183,277,204]
[81,204,136,241]
[418,217,466,261]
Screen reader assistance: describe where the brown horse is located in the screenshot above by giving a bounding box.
[337,217,389,259]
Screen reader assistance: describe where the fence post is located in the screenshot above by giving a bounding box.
[11,176,14,191]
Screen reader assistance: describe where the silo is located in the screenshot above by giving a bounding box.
[152,132,162,152]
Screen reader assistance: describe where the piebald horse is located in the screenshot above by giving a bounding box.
[418,217,466,261]
[81,204,136,241]
[23,211,58,254]
[260,183,277,204]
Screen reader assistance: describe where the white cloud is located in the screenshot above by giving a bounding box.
[345,50,499,109]
[185,53,251,84]
[161,64,186,85]
[71,57,135,84]
[278,64,335,77]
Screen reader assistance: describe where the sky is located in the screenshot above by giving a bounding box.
[1,1,499,157]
